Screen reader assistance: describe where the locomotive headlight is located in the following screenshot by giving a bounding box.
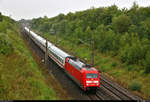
[93,81,99,83]
[86,81,92,83]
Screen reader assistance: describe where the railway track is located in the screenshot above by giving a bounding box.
[88,75,143,100]
[95,74,142,100]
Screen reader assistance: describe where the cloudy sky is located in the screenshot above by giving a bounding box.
[0,0,150,21]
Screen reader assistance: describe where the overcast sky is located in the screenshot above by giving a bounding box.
[0,0,150,21]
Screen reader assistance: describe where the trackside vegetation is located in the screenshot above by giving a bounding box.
[31,3,150,99]
[0,14,58,99]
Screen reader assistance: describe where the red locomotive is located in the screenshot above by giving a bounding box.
[24,27,100,91]
[65,57,100,91]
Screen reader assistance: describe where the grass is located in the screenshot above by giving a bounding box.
[111,61,118,67]
[126,64,141,71]
[0,26,58,99]
[128,80,142,91]
[39,33,150,100]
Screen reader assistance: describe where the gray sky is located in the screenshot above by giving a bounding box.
[0,0,150,21]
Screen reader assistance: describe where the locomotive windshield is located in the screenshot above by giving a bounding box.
[86,73,98,78]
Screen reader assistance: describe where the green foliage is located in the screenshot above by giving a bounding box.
[128,80,142,91]
[0,15,15,33]
[94,26,119,53]
[140,18,150,39]
[110,71,121,77]
[0,33,13,55]
[85,26,92,40]
[101,63,112,72]
[119,33,149,65]
[144,52,150,74]
[0,15,18,55]
[111,61,118,67]
[112,14,132,33]
[126,65,140,71]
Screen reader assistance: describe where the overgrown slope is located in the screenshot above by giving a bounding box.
[0,14,58,99]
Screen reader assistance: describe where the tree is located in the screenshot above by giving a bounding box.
[128,2,139,25]
[57,13,65,22]
[119,33,149,64]
[140,18,150,39]
[85,26,92,41]
[75,27,83,39]
[112,14,132,33]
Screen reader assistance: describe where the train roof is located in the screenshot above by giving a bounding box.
[50,45,71,58]
[25,27,45,43]
[69,57,96,71]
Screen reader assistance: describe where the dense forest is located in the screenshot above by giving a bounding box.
[31,3,150,74]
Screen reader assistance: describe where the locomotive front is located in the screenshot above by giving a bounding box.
[82,67,100,91]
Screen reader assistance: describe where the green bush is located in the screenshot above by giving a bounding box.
[119,44,129,63]
[128,80,142,91]
[126,64,140,71]
[119,33,148,65]
[111,61,118,67]
[111,71,120,77]
[0,33,14,55]
[112,14,132,33]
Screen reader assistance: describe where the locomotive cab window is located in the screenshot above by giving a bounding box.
[86,73,98,78]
